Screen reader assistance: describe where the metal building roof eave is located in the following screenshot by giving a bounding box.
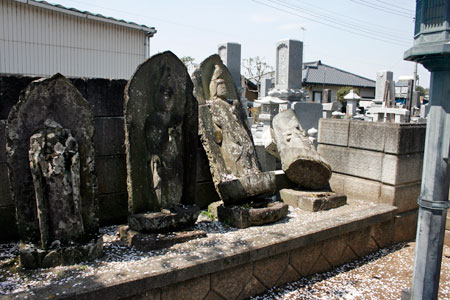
[14,0,157,36]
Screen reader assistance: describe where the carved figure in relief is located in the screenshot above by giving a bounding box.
[144,67,183,209]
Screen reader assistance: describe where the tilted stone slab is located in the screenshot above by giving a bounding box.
[119,225,206,251]
[273,109,331,189]
[6,74,98,243]
[128,204,201,233]
[217,201,288,229]
[193,55,276,203]
[124,51,198,214]
[280,189,347,212]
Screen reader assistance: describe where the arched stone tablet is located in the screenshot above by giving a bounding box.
[6,74,98,243]
[124,51,197,214]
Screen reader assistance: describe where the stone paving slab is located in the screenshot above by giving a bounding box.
[2,201,396,300]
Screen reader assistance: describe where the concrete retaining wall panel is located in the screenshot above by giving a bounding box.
[381,153,423,185]
[349,121,386,152]
[318,119,349,146]
[384,124,426,155]
[379,183,420,213]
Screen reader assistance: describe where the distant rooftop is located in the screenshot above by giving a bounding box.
[15,0,156,35]
[302,61,375,88]
[260,61,375,88]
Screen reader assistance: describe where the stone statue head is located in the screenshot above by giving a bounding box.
[209,65,229,101]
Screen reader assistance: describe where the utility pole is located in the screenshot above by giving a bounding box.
[414,62,419,91]
[402,1,450,299]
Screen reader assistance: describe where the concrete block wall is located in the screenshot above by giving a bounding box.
[318,119,426,242]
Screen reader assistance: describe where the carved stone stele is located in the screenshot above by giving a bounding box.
[6,74,102,268]
[6,74,98,243]
[192,55,276,203]
[124,51,198,214]
[272,109,331,189]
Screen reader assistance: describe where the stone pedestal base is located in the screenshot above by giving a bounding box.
[280,189,347,212]
[217,201,288,229]
[119,226,206,251]
[128,204,200,233]
[19,235,103,269]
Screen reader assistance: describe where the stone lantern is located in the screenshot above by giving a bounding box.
[402,1,450,299]
[254,96,288,127]
[343,89,360,118]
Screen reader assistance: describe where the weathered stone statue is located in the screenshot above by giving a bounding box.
[124,51,198,214]
[29,121,84,250]
[121,51,204,249]
[192,55,277,204]
[6,74,102,268]
[272,109,331,189]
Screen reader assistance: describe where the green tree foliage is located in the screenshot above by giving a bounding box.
[416,85,429,97]
[336,86,359,102]
[180,56,197,74]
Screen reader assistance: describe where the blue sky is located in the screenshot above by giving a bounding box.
[49,0,430,87]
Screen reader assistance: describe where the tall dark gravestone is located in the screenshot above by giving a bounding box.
[6,74,102,268]
[123,51,201,241]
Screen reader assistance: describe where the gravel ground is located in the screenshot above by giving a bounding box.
[249,242,450,300]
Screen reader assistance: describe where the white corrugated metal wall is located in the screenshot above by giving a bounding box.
[0,0,147,79]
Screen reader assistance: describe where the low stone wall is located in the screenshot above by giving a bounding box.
[0,74,218,241]
[317,119,426,242]
[5,203,398,300]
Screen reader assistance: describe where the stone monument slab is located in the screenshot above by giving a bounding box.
[6,74,102,268]
[124,51,198,214]
[218,42,241,90]
[193,55,276,204]
[275,39,303,90]
[7,74,98,243]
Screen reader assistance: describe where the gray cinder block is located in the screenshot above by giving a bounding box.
[384,123,426,155]
[381,153,423,185]
[348,121,386,152]
[318,119,349,147]
[380,183,420,213]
